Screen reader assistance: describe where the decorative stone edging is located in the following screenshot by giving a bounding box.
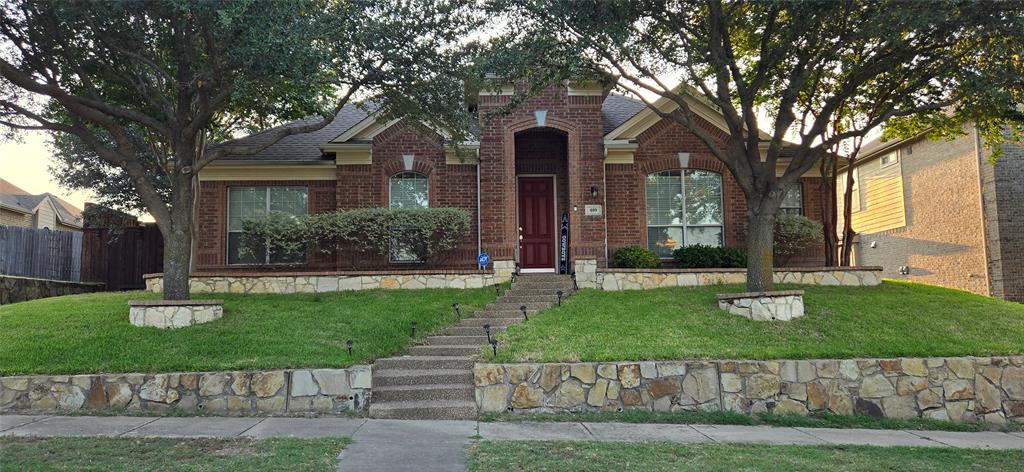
[572,260,882,290]
[0,367,371,415]
[144,261,516,294]
[129,300,224,329]
[717,290,805,321]
[474,356,1024,424]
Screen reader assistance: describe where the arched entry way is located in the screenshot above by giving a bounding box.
[515,128,568,272]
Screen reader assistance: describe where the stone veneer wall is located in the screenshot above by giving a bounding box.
[1,275,105,304]
[0,367,371,415]
[718,291,805,321]
[573,260,882,290]
[144,261,516,294]
[475,356,1024,424]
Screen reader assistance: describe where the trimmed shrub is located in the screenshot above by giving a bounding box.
[612,246,662,269]
[673,245,747,268]
[241,207,470,266]
[774,212,823,265]
[240,211,309,264]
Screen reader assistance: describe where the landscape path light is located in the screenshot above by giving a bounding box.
[520,305,528,321]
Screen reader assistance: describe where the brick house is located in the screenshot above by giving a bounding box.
[195,83,827,273]
[838,125,1024,302]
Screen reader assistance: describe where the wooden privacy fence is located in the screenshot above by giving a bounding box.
[0,225,163,289]
[81,226,163,290]
[0,225,83,282]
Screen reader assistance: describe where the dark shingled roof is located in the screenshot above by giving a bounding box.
[219,94,652,162]
[601,93,648,135]
[219,103,377,161]
[0,193,82,227]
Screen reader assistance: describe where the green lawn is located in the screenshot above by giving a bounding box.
[0,287,497,375]
[491,281,1024,362]
[467,441,1024,472]
[480,409,1024,433]
[0,437,348,471]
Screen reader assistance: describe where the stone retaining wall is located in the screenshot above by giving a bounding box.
[144,261,515,294]
[475,356,1024,424]
[718,290,805,321]
[1,275,105,304]
[129,300,224,329]
[0,367,371,415]
[575,264,882,290]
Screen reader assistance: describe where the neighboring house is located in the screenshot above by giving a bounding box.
[195,82,827,272]
[0,178,83,232]
[837,125,1023,302]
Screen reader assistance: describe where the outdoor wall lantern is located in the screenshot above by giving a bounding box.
[489,338,498,356]
[557,290,564,306]
[410,320,417,337]
[346,339,353,356]
[453,303,461,320]
[590,185,599,197]
[520,305,528,321]
[484,323,491,343]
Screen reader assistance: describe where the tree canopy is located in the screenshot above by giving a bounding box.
[490,0,1024,290]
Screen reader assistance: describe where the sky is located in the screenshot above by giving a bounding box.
[0,130,94,211]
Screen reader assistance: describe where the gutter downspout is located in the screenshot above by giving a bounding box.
[602,159,609,267]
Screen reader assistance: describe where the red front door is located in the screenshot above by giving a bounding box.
[518,177,556,269]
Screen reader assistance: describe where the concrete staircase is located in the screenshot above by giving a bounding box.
[369,273,576,419]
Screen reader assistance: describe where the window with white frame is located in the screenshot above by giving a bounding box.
[389,172,428,261]
[780,183,803,215]
[879,151,899,168]
[227,186,308,264]
[645,170,724,258]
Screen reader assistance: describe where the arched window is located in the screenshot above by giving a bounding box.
[389,172,429,209]
[645,170,724,258]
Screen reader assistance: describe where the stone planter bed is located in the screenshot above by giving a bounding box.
[474,356,1024,424]
[129,299,224,329]
[717,290,805,321]
[0,367,371,415]
[574,262,882,291]
[144,261,515,294]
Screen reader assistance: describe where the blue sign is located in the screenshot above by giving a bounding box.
[477,252,491,269]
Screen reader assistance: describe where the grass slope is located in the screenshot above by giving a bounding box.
[0,287,496,375]
[468,441,1024,472]
[491,281,1024,362]
[0,437,348,471]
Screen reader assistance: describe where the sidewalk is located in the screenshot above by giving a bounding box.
[3,415,1023,472]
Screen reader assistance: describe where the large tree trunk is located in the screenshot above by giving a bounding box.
[157,166,197,300]
[744,196,780,292]
[839,157,856,266]
[819,155,838,266]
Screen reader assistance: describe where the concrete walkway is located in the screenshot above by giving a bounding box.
[3,415,1023,471]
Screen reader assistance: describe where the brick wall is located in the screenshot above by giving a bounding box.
[478,86,607,265]
[981,139,1024,302]
[854,133,992,296]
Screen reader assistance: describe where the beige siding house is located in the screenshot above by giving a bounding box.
[838,125,1023,302]
[0,178,83,232]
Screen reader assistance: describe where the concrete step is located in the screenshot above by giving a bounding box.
[441,325,506,336]
[369,400,478,420]
[456,317,522,327]
[511,282,576,290]
[372,369,473,387]
[503,284,577,292]
[471,309,539,318]
[486,301,553,311]
[372,384,475,402]
[374,356,475,370]
[407,345,482,356]
[515,274,572,282]
[425,335,489,346]
[500,294,560,303]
